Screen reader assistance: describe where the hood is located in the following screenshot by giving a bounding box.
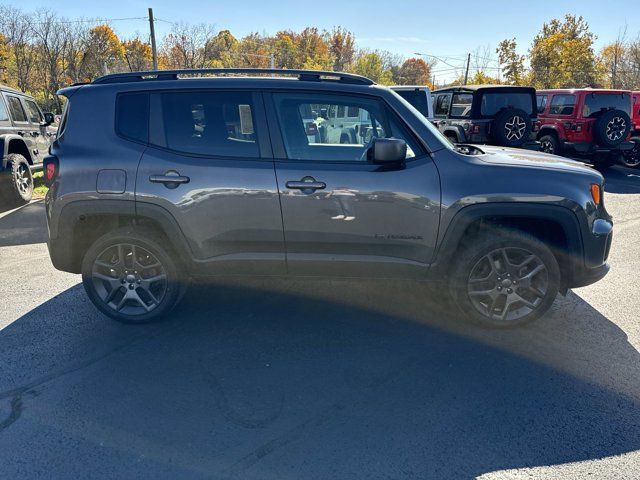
[472,145,598,175]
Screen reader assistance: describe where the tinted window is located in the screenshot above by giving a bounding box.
[582,93,631,118]
[434,94,451,116]
[6,96,27,122]
[273,92,422,162]
[536,95,547,114]
[0,98,8,122]
[394,90,431,118]
[116,93,149,143]
[549,94,576,115]
[480,92,533,116]
[159,91,258,158]
[23,99,42,123]
[450,93,473,117]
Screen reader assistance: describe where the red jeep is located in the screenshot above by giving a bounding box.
[536,88,636,168]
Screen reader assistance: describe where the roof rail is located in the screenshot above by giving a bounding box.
[92,68,375,86]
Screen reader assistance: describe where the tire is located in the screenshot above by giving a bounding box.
[81,227,186,324]
[593,109,631,148]
[620,138,640,168]
[539,134,561,156]
[448,230,560,328]
[490,108,532,148]
[1,154,33,206]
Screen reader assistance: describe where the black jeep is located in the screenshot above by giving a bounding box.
[0,84,56,205]
[429,85,539,150]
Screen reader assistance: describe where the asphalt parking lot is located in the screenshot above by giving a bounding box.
[0,165,639,479]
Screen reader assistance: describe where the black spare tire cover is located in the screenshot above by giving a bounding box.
[594,109,631,147]
[490,108,532,147]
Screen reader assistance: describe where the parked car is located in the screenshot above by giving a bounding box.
[622,91,640,167]
[429,85,539,150]
[390,86,434,121]
[536,88,636,169]
[0,84,56,205]
[45,68,612,328]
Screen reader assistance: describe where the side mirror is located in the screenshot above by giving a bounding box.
[370,138,407,164]
[42,112,55,126]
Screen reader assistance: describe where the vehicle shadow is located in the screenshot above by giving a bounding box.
[0,201,47,247]
[0,278,638,479]
[602,165,640,194]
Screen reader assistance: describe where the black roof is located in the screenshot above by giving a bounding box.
[433,84,535,94]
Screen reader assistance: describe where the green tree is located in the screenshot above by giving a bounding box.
[496,38,525,85]
[123,38,152,71]
[350,52,392,84]
[529,15,600,88]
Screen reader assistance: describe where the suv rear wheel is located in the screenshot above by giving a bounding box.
[1,153,33,205]
[620,138,640,168]
[449,231,560,327]
[81,227,185,323]
[539,134,560,155]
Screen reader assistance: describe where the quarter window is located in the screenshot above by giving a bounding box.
[273,93,422,162]
[23,99,43,123]
[116,93,149,143]
[450,93,473,117]
[0,98,8,122]
[156,91,259,158]
[549,94,576,115]
[6,96,27,122]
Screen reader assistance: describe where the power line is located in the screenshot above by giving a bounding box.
[26,16,148,26]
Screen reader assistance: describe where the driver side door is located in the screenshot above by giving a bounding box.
[267,91,441,278]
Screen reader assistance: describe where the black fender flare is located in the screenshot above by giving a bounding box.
[431,202,584,279]
[442,125,467,143]
[0,135,33,168]
[537,125,563,141]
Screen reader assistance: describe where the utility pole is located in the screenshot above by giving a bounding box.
[463,53,471,85]
[269,54,275,69]
[148,8,158,70]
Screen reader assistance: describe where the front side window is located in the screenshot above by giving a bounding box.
[0,98,8,122]
[450,93,473,117]
[434,94,451,116]
[23,99,43,124]
[157,91,258,158]
[273,92,422,162]
[549,94,576,115]
[6,96,27,122]
[480,92,534,116]
[582,93,631,118]
[536,95,547,114]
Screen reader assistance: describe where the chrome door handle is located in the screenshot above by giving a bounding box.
[286,179,326,191]
[149,171,190,188]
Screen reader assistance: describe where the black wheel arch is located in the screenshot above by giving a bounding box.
[442,126,466,143]
[430,203,585,288]
[1,135,34,167]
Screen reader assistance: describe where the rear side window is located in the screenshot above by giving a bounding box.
[156,91,258,158]
[450,93,473,117]
[582,93,631,117]
[6,96,27,122]
[116,93,149,143]
[549,94,576,115]
[395,90,431,118]
[536,95,547,114]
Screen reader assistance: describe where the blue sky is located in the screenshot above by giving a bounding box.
[7,0,640,81]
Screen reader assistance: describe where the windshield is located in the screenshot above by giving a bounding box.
[582,93,631,118]
[480,92,534,116]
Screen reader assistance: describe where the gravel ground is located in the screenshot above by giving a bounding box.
[0,165,639,479]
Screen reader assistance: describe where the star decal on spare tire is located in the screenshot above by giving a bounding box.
[505,116,526,140]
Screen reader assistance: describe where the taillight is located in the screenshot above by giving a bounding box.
[43,155,58,187]
[468,123,480,134]
[305,122,318,136]
[532,121,540,132]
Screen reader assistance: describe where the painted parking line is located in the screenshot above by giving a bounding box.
[0,199,43,221]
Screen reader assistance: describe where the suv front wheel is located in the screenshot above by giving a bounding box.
[1,153,33,205]
[449,231,560,327]
[81,227,186,323]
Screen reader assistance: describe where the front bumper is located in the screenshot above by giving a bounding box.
[567,217,613,288]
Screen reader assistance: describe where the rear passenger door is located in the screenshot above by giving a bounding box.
[267,91,440,278]
[134,90,286,275]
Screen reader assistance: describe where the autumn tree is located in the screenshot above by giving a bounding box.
[325,27,355,71]
[0,6,38,92]
[350,51,392,84]
[529,15,600,88]
[395,57,431,85]
[205,30,238,67]
[123,37,152,71]
[160,22,216,69]
[496,38,525,85]
[83,25,124,78]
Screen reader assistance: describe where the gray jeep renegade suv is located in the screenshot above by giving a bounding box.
[44,68,612,327]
